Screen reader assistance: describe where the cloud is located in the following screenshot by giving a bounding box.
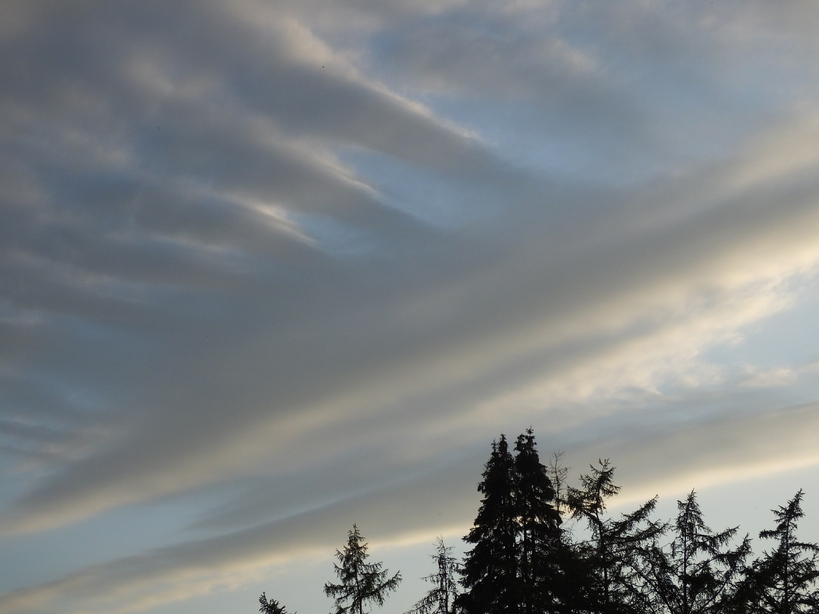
[8,102,819,534]
[0,454,481,614]
[340,0,819,180]
[3,394,817,614]
[606,401,819,509]
[3,1,819,613]
[739,366,799,389]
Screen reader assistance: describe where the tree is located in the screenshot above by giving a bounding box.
[324,524,402,614]
[458,430,571,614]
[259,592,293,614]
[513,429,563,614]
[547,450,569,518]
[567,459,621,614]
[406,537,460,614]
[457,434,519,614]
[641,490,750,614]
[566,459,665,614]
[742,489,819,613]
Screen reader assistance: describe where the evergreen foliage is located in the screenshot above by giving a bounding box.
[640,490,751,614]
[514,429,563,614]
[567,460,666,614]
[457,434,519,614]
[257,430,818,614]
[457,429,567,614]
[259,592,292,614]
[741,490,819,613]
[324,524,402,614]
[406,537,461,614]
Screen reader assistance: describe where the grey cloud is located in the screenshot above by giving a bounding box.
[3,1,819,612]
[8,102,819,479]
[2,395,816,614]
[10,139,819,533]
[0,454,483,614]
[359,0,819,180]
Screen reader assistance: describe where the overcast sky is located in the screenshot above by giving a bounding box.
[2,1,819,613]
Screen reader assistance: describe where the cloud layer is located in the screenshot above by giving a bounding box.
[2,1,819,613]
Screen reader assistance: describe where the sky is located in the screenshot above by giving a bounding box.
[2,0,819,613]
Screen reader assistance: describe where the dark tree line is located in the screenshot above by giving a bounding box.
[259,429,819,614]
[453,429,818,614]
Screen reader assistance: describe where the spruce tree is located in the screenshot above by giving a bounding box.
[259,592,293,614]
[567,459,621,614]
[406,537,460,614]
[514,429,563,614]
[566,460,665,614]
[641,490,750,614]
[457,434,519,614]
[743,490,819,613]
[324,524,402,614]
[458,430,571,614]
[547,450,569,518]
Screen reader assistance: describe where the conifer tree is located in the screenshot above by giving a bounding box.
[514,429,563,614]
[406,537,460,614]
[567,460,665,614]
[458,430,572,614]
[567,459,621,614]
[259,592,293,614]
[324,524,402,614]
[547,450,569,518]
[457,434,519,614]
[641,490,750,614]
[742,489,819,613]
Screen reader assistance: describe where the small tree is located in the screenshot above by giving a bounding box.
[406,537,460,614]
[324,524,402,614]
[259,592,292,614]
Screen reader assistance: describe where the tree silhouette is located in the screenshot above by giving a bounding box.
[741,490,819,613]
[406,537,460,614]
[546,450,569,518]
[252,434,819,614]
[259,592,292,614]
[567,459,665,614]
[641,490,750,614]
[513,429,563,614]
[457,434,519,614]
[324,524,402,614]
[458,431,575,614]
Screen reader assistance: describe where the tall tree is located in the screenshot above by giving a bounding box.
[567,459,665,614]
[742,489,819,613]
[514,429,563,614]
[641,490,750,614]
[406,537,460,614]
[457,434,519,614]
[324,524,402,614]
